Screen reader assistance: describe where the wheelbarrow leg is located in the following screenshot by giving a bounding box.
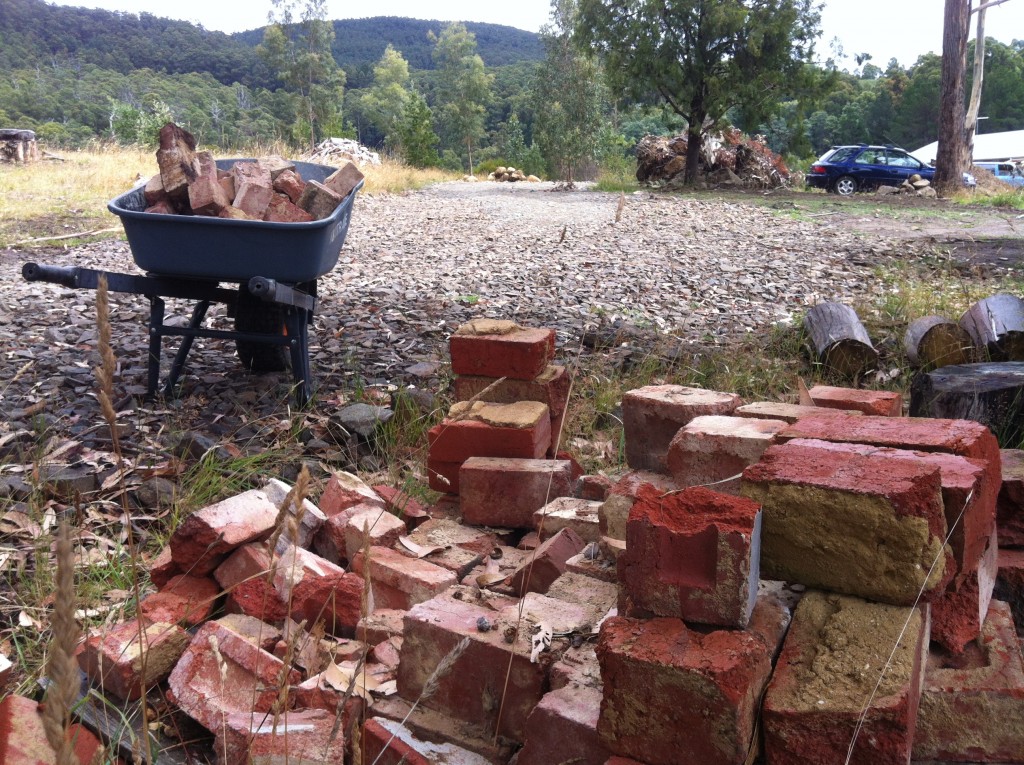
[285,308,312,407]
[165,300,211,397]
[147,297,165,398]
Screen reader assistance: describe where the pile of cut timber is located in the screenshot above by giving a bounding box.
[144,123,363,223]
[486,166,540,183]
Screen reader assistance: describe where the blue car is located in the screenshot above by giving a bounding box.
[806,144,976,195]
[974,161,1024,188]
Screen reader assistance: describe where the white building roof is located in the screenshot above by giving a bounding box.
[911,129,1024,164]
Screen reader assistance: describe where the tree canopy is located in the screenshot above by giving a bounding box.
[575,0,822,181]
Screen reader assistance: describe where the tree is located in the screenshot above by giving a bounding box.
[431,23,493,173]
[258,0,346,150]
[361,44,412,150]
[396,90,440,167]
[965,1,1016,167]
[934,0,970,194]
[575,0,822,183]
[532,0,606,183]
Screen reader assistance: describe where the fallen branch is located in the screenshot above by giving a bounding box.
[12,227,119,246]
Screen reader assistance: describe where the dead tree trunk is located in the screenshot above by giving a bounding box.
[964,4,987,168]
[934,0,971,196]
[904,315,975,368]
[910,361,1024,445]
[959,293,1024,360]
[804,302,878,379]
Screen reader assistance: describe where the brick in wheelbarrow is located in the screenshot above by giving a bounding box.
[449,319,555,380]
[762,592,930,765]
[189,151,231,216]
[997,447,1024,547]
[324,159,365,200]
[167,619,300,732]
[272,167,306,202]
[169,487,279,575]
[459,456,575,528]
[618,484,762,628]
[230,160,274,218]
[913,600,1024,762]
[155,121,198,209]
[264,191,314,222]
[596,586,792,765]
[78,618,189,701]
[741,440,951,606]
[622,384,742,473]
[665,414,787,494]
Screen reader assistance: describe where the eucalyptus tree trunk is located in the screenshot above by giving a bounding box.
[934,0,971,195]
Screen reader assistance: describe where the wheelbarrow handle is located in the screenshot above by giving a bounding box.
[22,262,82,288]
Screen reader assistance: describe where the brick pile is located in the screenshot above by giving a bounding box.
[8,323,1022,765]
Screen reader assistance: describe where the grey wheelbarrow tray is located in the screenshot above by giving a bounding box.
[22,159,362,406]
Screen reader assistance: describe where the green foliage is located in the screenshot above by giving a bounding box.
[431,23,494,172]
[109,95,173,145]
[499,112,528,168]
[575,0,822,183]
[532,0,606,183]
[359,45,413,150]
[396,91,440,167]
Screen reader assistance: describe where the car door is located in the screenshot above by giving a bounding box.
[885,149,928,185]
[851,148,888,186]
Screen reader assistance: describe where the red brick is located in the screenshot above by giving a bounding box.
[341,508,405,562]
[188,150,230,216]
[597,588,791,765]
[0,695,106,765]
[262,155,296,180]
[608,470,681,499]
[929,523,998,654]
[369,697,514,763]
[297,179,343,219]
[224,576,287,623]
[156,122,198,207]
[517,685,611,765]
[786,438,996,578]
[319,471,385,518]
[734,401,865,424]
[454,364,570,417]
[215,614,282,652]
[913,600,1024,761]
[742,440,951,606]
[214,542,272,593]
[145,199,176,215]
[998,448,1024,547]
[397,519,491,578]
[763,592,929,765]
[324,159,365,199]
[619,485,761,628]
[604,759,647,765]
[622,385,741,473]
[143,172,166,206]
[449,319,555,380]
[666,414,786,493]
[373,484,430,527]
[547,571,619,628]
[272,167,306,202]
[78,619,189,700]
[778,413,1001,494]
[351,546,457,610]
[363,717,492,765]
[290,570,363,637]
[170,488,278,575]
[427,458,462,494]
[508,527,587,595]
[460,457,575,528]
[579,474,613,501]
[263,192,314,222]
[372,636,403,670]
[994,547,1024,633]
[808,384,903,416]
[148,544,180,588]
[140,574,219,627]
[428,402,551,463]
[271,544,346,600]
[397,593,549,741]
[167,620,300,732]
[358,609,407,645]
[216,708,345,764]
[294,675,365,726]
[535,497,602,542]
[230,160,273,218]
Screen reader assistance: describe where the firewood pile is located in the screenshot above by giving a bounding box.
[636,128,790,190]
[486,166,541,183]
[0,128,39,163]
[304,137,382,166]
[876,174,937,198]
[143,123,363,222]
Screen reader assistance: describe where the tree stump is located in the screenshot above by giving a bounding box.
[904,315,974,369]
[910,362,1024,446]
[959,294,1024,361]
[803,302,878,379]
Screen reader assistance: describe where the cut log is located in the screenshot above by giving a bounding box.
[959,293,1024,361]
[803,301,878,378]
[910,361,1024,445]
[904,315,975,368]
[155,122,199,209]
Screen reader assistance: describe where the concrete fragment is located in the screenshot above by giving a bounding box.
[534,497,602,542]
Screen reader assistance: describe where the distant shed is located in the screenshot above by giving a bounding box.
[0,129,39,163]
[911,129,1024,165]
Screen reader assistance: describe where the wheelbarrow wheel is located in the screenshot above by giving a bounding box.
[234,284,290,372]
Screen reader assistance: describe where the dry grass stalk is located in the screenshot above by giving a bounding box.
[265,465,311,556]
[366,636,470,765]
[42,522,83,765]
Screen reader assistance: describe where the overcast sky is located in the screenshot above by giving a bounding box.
[48,0,1024,70]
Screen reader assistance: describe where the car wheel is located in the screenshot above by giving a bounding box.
[834,175,858,196]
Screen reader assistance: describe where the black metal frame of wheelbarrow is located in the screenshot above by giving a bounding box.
[22,262,318,406]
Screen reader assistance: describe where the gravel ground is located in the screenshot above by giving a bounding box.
[0,181,903,457]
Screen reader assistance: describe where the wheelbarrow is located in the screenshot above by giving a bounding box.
[22,160,362,407]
